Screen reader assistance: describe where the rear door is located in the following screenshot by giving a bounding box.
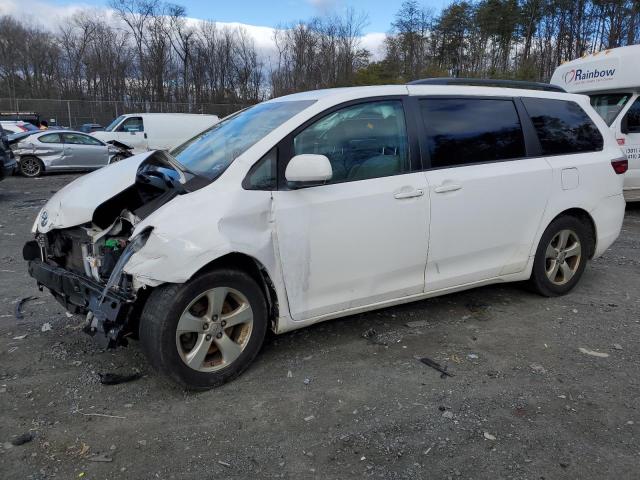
[61,132,109,168]
[273,98,430,321]
[416,96,552,292]
[33,132,65,166]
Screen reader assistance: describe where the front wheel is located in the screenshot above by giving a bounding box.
[529,215,592,297]
[140,269,268,390]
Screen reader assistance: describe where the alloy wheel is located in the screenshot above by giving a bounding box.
[21,158,41,177]
[545,229,582,286]
[175,287,253,372]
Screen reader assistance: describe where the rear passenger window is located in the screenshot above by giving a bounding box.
[419,98,525,168]
[522,98,603,155]
[292,100,409,184]
[39,133,61,143]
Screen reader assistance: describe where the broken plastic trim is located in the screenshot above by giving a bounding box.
[99,227,152,303]
[86,228,153,348]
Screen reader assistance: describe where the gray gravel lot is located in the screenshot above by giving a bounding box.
[1,173,639,479]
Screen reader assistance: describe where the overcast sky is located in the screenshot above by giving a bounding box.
[0,0,447,61]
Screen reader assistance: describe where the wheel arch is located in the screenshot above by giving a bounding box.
[192,252,280,331]
[547,207,597,258]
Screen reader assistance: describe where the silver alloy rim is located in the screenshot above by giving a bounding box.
[21,158,40,176]
[545,229,582,285]
[175,287,253,372]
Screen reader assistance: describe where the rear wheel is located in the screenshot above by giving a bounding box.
[529,215,591,297]
[140,269,268,390]
[19,156,44,177]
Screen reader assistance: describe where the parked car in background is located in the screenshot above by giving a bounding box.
[551,44,640,201]
[0,121,39,134]
[0,124,17,180]
[12,130,130,177]
[78,123,104,133]
[91,113,219,153]
[24,81,625,389]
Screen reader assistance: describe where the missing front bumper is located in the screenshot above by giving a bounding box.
[27,259,135,348]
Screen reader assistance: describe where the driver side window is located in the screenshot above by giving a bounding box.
[118,117,144,132]
[292,100,409,184]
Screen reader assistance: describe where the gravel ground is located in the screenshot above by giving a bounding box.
[1,173,639,480]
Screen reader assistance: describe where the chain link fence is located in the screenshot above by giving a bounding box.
[0,98,248,128]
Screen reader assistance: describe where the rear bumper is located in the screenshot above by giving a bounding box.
[27,258,134,347]
[591,194,626,258]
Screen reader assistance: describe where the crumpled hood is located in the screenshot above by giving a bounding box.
[33,152,153,233]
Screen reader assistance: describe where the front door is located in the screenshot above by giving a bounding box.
[61,132,109,168]
[273,99,430,321]
[417,97,552,292]
[115,116,147,152]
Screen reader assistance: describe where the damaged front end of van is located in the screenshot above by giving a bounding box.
[23,151,211,348]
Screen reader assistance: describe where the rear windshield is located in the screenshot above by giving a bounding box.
[590,93,632,126]
[171,100,315,179]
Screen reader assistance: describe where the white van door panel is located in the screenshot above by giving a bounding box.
[274,173,430,321]
[424,159,551,291]
[617,96,640,194]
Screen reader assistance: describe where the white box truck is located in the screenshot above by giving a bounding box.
[92,113,219,154]
[551,45,640,201]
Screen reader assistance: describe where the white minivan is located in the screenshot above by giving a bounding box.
[551,45,640,201]
[25,82,626,389]
[92,113,219,153]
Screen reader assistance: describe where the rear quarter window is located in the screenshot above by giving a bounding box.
[522,98,603,155]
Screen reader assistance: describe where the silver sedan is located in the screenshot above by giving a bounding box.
[12,131,126,177]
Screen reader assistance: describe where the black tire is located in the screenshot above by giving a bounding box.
[140,269,268,390]
[529,215,592,297]
[19,156,44,177]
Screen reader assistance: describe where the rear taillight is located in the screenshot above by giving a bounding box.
[611,158,628,174]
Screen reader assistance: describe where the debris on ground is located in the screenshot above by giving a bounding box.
[217,461,231,468]
[578,347,610,358]
[304,415,315,422]
[529,363,547,374]
[303,378,310,385]
[483,432,496,441]
[11,432,34,446]
[41,323,52,332]
[467,353,479,359]
[361,328,387,345]
[88,453,113,462]
[405,320,430,328]
[442,410,454,419]
[12,334,28,340]
[613,343,623,350]
[14,296,38,320]
[99,372,143,385]
[419,356,454,378]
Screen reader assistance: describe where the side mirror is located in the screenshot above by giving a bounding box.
[285,154,332,186]
[621,114,629,134]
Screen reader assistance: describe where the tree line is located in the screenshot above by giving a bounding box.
[0,0,638,109]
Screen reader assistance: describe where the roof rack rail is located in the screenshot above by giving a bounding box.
[407,77,566,93]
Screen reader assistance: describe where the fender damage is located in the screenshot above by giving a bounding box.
[23,150,266,348]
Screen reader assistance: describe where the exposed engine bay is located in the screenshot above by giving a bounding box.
[25,151,208,347]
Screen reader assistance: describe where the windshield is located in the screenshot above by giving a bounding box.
[105,115,125,132]
[590,93,632,126]
[170,100,315,179]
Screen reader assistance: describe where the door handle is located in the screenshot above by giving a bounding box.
[434,183,462,193]
[394,189,424,199]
